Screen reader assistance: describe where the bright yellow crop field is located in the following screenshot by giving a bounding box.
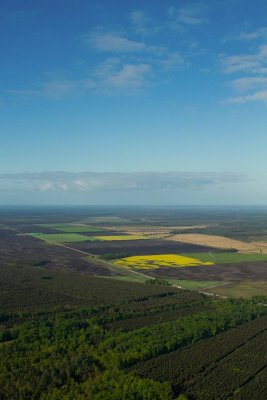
[94,235,149,241]
[115,254,214,270]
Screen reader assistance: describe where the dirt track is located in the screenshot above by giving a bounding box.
[168,233,267,254]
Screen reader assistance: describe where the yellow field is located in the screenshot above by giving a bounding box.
[115,254,214,270]
[94,235,149,241]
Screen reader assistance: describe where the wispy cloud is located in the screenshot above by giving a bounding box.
[168,3,208,30]
[224,27,267,42]
[130,11,151,35]
[5,7,201,101]
[0,171,246,193]
[226,90,267,104]
[160,52,186,69]
[87,31,146,52]
[230,76,267,92]
[6,59,152,97]
[6,78,96,99]
[93,58,151,90]
[220,45,267,74]
[221,44,267,104]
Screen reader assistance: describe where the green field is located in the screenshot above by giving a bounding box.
[31,233,93,243]
[182,251,267,264]
[95,235,150,241]
[205,281,267,298]
[39,224,104,233]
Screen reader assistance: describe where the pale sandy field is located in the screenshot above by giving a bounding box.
[168,233,267,254]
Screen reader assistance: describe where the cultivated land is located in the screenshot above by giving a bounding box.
[168,233,267,253]
[39,223,105,233]
[31,232,95,243]
[115,254,213,270]
[1,206,267,399]
[94,234,150,241]
[2,207,267,295]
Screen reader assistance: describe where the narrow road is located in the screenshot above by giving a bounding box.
[53,241,154,281]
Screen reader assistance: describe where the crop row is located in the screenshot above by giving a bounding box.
[99,302,265,369]
[231,367,267,400]
[107,304,212,332]
[122,290,205,312]
[134,315,267,389]
[185,330,267,399]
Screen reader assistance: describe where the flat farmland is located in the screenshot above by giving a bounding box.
[182,251,267,264]
[115,254,213,270]
[70,239,220,257]
[38,223,105,233]
[30,232,152,243]
[94,235,150,241]
[0,228,113,275]
[30,233,94,243]
[147,261,267,282]
[204,280,267,298]
[169,233,267,254]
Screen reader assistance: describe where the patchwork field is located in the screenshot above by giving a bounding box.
[30,232,151,244]
[101,224,211,235]
[204,281,267,298]
[115,254,214,270]
[0,228,112,275]
[148,261,267,282]
[94,235,150,241]
[114,251,267,272]
[182,251,267,264]
[39,223,104,233]
[71,239,218,258]
[30,233,93,243]
[169,233,267,253]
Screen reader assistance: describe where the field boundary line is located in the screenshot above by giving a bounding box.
[52,242,156,281]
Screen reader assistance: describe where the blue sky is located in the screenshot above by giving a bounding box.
[1,0,267,205]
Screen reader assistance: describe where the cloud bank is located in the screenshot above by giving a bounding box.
[0,171,245,193]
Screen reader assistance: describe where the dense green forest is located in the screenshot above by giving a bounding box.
[0,266,266,399]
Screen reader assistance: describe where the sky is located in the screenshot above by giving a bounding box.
[1,0,267,205]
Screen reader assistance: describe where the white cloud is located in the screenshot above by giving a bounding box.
[224,27,267,42]
[168,3,208,30]
[130,11,150,35]
[221,45,267,74]
[6,60,151,97]
[226,90,267,104]
[222,44,267,105]
[0,171,246,193]
[94,58,152,90]
[87,31,146,52]
[5,9,196,101]
[6,79,95,99]
[160,52,186,69]
[230,76,267,92]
